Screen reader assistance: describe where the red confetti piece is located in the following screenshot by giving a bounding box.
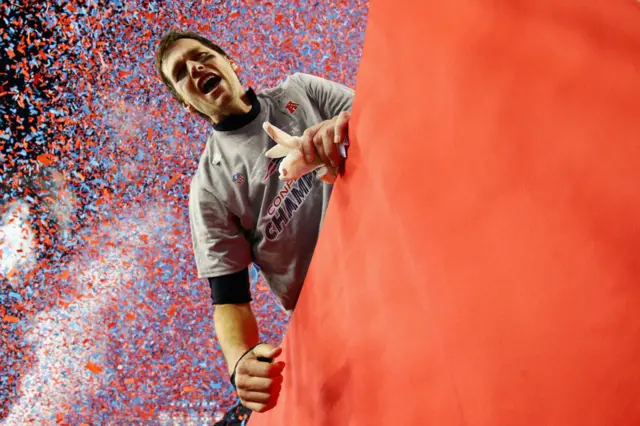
[36,153,55,166]
[167,305,177,316]
[85,362,103,374]
[3,315,19,323]
[166,173,182,188]
[140,411,154,419]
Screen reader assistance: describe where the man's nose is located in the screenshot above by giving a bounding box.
[187,60,205,77]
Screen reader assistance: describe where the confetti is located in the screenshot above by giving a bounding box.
[36,154,56,166]
[166,173,182,188]
[3,315,19,324]
[0,0,368,423]
[85,362,103,374]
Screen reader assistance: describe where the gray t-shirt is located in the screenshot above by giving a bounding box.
[189,73,354,310]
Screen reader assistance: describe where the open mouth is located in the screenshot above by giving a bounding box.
[199,75,221,95]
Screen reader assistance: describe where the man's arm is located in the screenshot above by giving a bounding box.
[189,182,283,412]
[207,268,258,373]
[189,186,256,370]
[211,285,284,413]
[291,72,354,120]
[214,303,260,373]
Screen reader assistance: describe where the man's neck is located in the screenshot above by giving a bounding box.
[211,92,253,124]
[211,89,262,132]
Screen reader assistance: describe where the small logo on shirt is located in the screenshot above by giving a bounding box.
[232,173,245,185]
[285,101,299,114]
[263,157,283,181]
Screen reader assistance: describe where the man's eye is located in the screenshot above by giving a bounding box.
[199,53,211,62]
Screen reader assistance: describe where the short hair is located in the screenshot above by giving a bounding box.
[155,30,229,103]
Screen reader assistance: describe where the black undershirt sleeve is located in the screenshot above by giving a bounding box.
[208,267,252,305]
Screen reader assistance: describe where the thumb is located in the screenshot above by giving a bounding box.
[316,166,337,184]
[252,343,283,360]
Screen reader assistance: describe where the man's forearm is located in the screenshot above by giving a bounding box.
[214,303,260,375]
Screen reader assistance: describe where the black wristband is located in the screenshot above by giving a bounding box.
[209,268,252,305]
[230,342,264,389]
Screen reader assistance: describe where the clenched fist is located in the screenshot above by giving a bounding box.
[233,343,285,413]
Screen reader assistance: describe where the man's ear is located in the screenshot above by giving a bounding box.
[228,59,245,85]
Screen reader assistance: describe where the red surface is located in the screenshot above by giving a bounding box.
[249,1,640,424]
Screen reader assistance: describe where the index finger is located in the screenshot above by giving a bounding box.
[263,122,299,149]
[239,358,285,379]
[333,111,350,143]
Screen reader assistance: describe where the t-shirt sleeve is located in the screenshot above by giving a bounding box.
[189,181,252,279]
[290,72,354,120]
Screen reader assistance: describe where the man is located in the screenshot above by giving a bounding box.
[155,31,354,413]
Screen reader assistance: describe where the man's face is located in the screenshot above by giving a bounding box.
[161,38,244,121]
